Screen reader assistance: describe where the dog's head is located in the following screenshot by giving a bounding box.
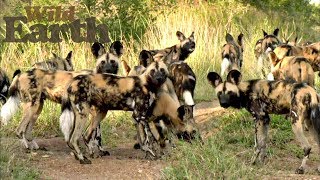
[139,50,154,67]
[91,41,123,74]
[303,44,320,70]
[207,70,242,108]
[177,31,196,55]
[221,33,244,76]
[142,61,169,92]
[176,104,200,142]
[261,28,281,54]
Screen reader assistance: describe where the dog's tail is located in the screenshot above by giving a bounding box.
[0,70,21,125]
[59,99,75,142]
[121,60,131,76]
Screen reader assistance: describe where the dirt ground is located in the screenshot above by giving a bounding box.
[2,101,320,179]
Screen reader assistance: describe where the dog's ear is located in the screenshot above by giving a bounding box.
[226,33,234,43]
[177,105,186,121]
[273,28,280,37]
[139,50,154,67]
[176,31,186,41]
[262,29,268,37]
[91,42,106,58]
[189,32,195,41]
[52,52,58,58]
[237,33,244,47]
[207,72,222,88]
[268,52,279,67]
[66,51,72,62]
[226,70,242,85]
[109,41,124,57]
[121,60,131,76]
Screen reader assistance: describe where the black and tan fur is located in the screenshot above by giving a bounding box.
[109,51,198,150]
[207,70,320,174]
[149,31,195,65]
[33,51,74,71]
[267,52,315,86]
[59,61,195,164]
[273,42,320,73]
[0,41,123,152]
[220,32,244,76]
[0,69,11,104]
[255,28,281,78]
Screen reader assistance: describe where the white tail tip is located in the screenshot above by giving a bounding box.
[59,109,74,142]
[0,96,20,125]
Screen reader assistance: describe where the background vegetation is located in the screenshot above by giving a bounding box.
[0,0,319,178]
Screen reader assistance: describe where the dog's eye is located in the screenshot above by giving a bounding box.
[110,60,116,64]
[160,68,165,73]
[100,61,105,64]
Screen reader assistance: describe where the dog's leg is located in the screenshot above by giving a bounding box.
[16,102,36,150]
[85,109,109,158]
[251,117,269,165]
[25,100,44,150]
[291,111,311,174]
[70,102,91,164]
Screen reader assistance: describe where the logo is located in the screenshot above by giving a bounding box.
[3,6,110,43]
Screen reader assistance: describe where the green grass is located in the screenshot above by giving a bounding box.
[161,109,306,179]
[0,141,40,179]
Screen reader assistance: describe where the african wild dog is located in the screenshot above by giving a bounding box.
[149,31,195,64]
[33,51,73,71]
[273,42,320,74]
[0,41,123,154]
[220,32,244,76]
[123,50,197,148]
[59,61,195,164]
[267,52,315,86]
[207,69,320,174]
[0,69,10,104]
[255,28,281,78]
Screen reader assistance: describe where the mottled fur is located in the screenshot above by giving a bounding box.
[220,33,244,76]
[0,69,10,104]
[255,28,281,78]
[0,41,123,152]
[33,51,73,71]
[149,31,195,65]
[207,70,320,174]
[59,61,184,163]
[268,52,315,86]
[273,42,320,73]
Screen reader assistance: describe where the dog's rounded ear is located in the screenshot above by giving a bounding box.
[273,28,280,37]
[189,32,195,41]
[207,72,222,88]
[177,105,186,121]
[227,70,242,85]
[91,42,106,58]
[268,52,279,66]
[226,33,234,43]
[66,51,72,61]
[237,33,244,47]
[139,50,154,67]
[109,41,124,57]
[52,52,58,58]
[262,29,268,37]
[176,31,186,41]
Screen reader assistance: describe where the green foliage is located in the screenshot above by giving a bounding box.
[0,143,40,179]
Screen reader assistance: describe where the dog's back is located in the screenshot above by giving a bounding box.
[33,51,73,71]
